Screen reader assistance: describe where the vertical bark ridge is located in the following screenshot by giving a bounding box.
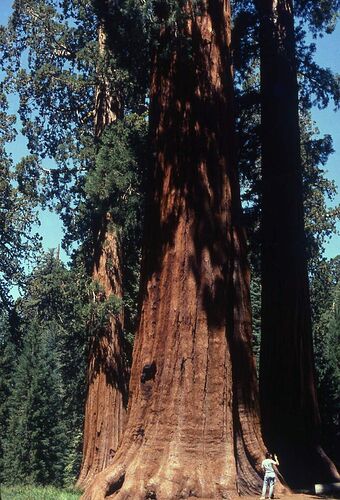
[78,222,129,489]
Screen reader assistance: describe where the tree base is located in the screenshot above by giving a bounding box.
[271,442,339,489]
[81,454,246,500]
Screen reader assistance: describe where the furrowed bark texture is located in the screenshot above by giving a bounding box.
[258,0,340,488]
[77,3,128,488]
[82,0,266,498]
[77,221,129,489]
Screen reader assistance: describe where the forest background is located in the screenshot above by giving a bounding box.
[0,0,339,497]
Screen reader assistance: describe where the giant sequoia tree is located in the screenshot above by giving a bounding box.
[0,0,146,486]
[257,0,340,487]
[77,1,128,487]
[82,0,266,498]
[78,0,150,483]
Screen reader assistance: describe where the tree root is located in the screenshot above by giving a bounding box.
[81,465,126,500]
[81,460,239,500]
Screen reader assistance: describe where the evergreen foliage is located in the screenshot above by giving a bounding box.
[3,321,66,485]
[0,93,41,308]
[0,0,150,249]
[87,114,149,339]
[1,251,91,486]
[311,256,340,464]
[0,312,17,482]
[320,281,340,463]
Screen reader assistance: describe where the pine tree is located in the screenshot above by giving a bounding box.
[311,257,340,465]
[1,251,91,485]
[3,321,66,485]
[0,312,17,482]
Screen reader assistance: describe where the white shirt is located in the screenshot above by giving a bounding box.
[262,458,276,477]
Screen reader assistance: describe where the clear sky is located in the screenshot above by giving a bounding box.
[309,24,340,258]
[1,0,339,262]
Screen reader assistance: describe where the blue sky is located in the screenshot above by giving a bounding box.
[1,0,339,262]
[308,24,340,258]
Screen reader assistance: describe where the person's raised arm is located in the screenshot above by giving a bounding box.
[273,454,279,466]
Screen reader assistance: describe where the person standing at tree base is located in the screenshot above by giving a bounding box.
[260,452,279,499]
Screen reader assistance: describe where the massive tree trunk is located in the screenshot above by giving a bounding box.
[257,0,340,488]
[82,1,266,498]
[77,6,129,488]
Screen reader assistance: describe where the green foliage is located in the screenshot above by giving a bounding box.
[85,114,149,339]
[3,321,67,485]
[85,114,147,220]
[1,251,91,486]
[0,1,150,349]
[301,115,340,272]
[0,0,150,248]
[0,93,41,308]
[294,0,340,35]
[311,260,340,463]
[88,281,123,331]
[0,313,17,482]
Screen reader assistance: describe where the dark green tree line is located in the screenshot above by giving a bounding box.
[0,251,90,485]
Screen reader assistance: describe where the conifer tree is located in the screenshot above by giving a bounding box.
[0,92,41,308]
[77,0,149,484]
[1,1,149,483]
[311,257,340,465]
[256,0,339,486]
[0,312,16,482]
[3,320,66,485]
[1,251,90,485]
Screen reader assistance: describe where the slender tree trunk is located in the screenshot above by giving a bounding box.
[77,9,129,489]
[81,1,266,498]
[257,0,340,488]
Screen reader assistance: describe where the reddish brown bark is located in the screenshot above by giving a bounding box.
[77,220,129,489]
[81,1,267,498]
[257,0,340,488]
[77,5,129,488]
